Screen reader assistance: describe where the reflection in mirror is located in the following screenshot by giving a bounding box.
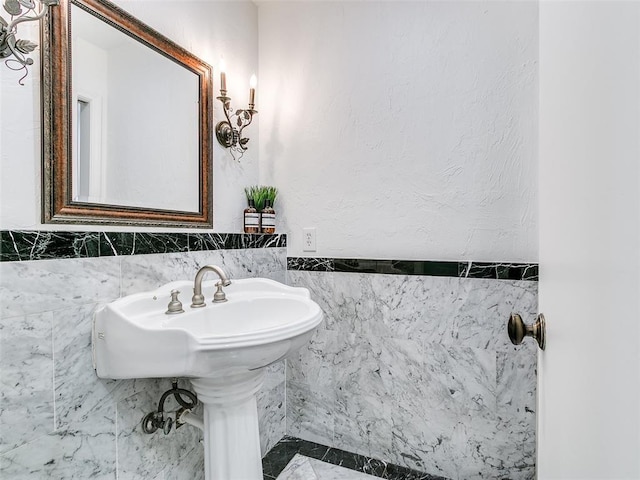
[71,4,199,211]
[42,0,213,227]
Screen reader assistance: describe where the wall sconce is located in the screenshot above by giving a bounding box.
[215,60,257,161]
[0,0,59,84]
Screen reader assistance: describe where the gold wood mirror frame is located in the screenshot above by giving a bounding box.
[41,0,213,227]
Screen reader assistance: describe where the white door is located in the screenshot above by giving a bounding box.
[538,2,640,478]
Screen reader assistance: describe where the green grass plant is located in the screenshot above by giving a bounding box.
[245,185,278,211]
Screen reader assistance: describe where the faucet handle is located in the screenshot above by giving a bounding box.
[166,289,185,315]
[212,282,228,303]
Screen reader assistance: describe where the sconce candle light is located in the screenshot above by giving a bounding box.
[215,63,258,161]
[0,0,59,84]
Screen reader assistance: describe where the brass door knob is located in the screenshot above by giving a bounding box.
[508,313,546,350]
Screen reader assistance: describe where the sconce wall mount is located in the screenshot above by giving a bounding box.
[215,92,257,156]
[0,0,59,84]
[215,71,257,162]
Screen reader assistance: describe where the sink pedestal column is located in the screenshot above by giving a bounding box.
[191,370,266,480]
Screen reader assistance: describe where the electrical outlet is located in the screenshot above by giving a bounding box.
[303,228,316,252]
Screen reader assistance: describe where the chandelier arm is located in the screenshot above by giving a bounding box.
[236,110,256,150]
[221,98,234,127]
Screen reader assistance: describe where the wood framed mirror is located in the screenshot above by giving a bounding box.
[41,0,213,227]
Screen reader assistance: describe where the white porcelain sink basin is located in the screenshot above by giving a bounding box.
[93,277,323,379]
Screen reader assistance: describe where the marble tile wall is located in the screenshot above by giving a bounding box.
[0,246,287,479]
[286,270,538,480]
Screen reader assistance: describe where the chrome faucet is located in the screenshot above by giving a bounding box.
[191,265,232,307]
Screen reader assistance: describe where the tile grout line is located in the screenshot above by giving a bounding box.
[115,400,119,480]
[50,311,57,432]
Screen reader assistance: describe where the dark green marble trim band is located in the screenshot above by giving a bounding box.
[287,257,538,281]
[0,231,286,262]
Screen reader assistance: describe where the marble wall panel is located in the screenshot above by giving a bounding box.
[286,270,537,480]
[116,385,201,480]
[0,312,54,454]
[0,257,121,318]
[258,379,286,455]
[163,445,205,480]
[0,246,287,479]
[52,303,117,430]
[288,271,537,350]
[0,425,117,480]
[120,247,287,295]
[286,380,336,448]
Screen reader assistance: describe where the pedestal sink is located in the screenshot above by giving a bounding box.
[92,277,323,480]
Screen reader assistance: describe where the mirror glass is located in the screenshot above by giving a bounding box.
[42,0,213,227]
[71,5,199,212]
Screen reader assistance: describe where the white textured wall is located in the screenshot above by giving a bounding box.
[0,0,259,232]
[258,1,538,261]
[2,0,538,258]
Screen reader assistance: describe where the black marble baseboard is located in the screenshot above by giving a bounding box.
[262,436,449,480]
[0,231,286,262]
[287,257,538,281]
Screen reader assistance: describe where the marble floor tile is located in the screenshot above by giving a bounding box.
[277,454,379,480]
[276,454,319,479]
[263,436,448,480]
[262,436,332,479]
